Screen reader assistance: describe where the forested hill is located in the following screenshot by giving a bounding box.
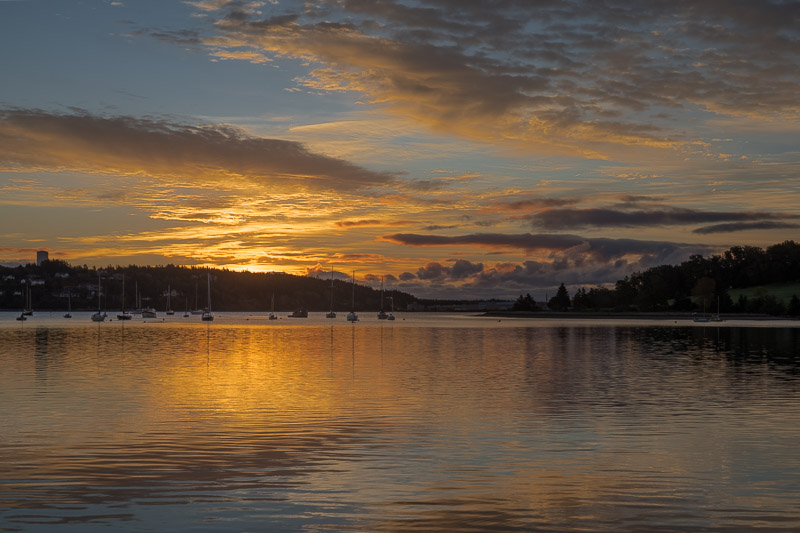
[0,263,418,313]
[515,240,800,315]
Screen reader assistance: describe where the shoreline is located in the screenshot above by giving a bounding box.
[481,311,799,321]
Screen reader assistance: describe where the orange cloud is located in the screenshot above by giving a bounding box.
[0,109,394,192]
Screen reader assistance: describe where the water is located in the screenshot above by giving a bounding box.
[2,312,800,532]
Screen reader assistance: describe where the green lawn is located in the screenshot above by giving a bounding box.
[727,282,800,305]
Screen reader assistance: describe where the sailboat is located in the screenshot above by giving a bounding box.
[387,293,395,321]
[711,296,724,322]
[166,284,175,315]
[183,297,190,318]
[346,271,359,322]
[201,272,214,321]
[64,290,72,318]
[377,276,388,319]
[91,274,107,322]
[191,282,204,314]
[22,281,33,316]
[117,274,132,320]
[326,267,337,318]
[269,293,278,320]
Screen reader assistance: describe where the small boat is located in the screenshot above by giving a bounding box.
[201,272,214,321]
[141,307,157,319]
[64,291,72,318]
[346,271,359,322]
[326,267,336,318]
[191,283,204,314]
[710,296,724,322]
[22,281,33,316]
[269,294,278,320]
[387,294,395,321]
[16,312,26,321]
[183,298,190,318]
[290,308,308,318]
[117,274,133,320]
[91,274,107,322]
[166,285,175,315]
[377,277,388,319]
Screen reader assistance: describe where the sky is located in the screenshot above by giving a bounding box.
[1,0,799,299]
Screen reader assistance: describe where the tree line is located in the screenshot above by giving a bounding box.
[0,261,416,313]
[512,240,800,316]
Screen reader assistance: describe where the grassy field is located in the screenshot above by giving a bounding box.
[728,282,800,305]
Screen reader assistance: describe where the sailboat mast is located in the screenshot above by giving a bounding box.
[207,272,211,311]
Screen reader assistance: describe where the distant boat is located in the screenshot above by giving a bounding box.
[377,276,388,319]
[201,272,214,322]
[117,274,133,320]
[166,284,175,315]
[91,274,107,322]
[710,296,724,322]
[16,312,26,321]
[269,293,278,320]
[183,297,190,318]
[22,281,33,316]
[692,297,712,323]
[346,271,358,322]
[326,267,336,318]
[64,291,72,319]
[387,293,395,321]
[192,282,204,314]
[290,308,308,318]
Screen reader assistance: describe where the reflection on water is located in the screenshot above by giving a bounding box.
[1,319,800,532]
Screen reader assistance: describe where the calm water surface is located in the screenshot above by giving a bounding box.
[2,313,800,532]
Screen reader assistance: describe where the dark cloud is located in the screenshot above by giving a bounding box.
[450,259,484,280]
[0,108,394,191]
[528,207,800,230]
[416,261,450,280]
[383,232,711,267]
[693,221,800,234]
[491,197,580,212]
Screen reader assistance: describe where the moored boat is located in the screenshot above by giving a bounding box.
[346,271,358,322]
[201,272,214,321]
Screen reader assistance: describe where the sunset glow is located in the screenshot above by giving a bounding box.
[2,0,799,298]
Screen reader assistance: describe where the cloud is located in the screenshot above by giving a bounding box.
[0,108,394,191]
[693,221,800,234]
[186,0,800,158]
[335,219,415,228]
[411,258,485,282]
[490,197,580,213]
[527,207,800,230]
[416,261,449,281]
[382,232,711,267]
[450,259,484,280]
